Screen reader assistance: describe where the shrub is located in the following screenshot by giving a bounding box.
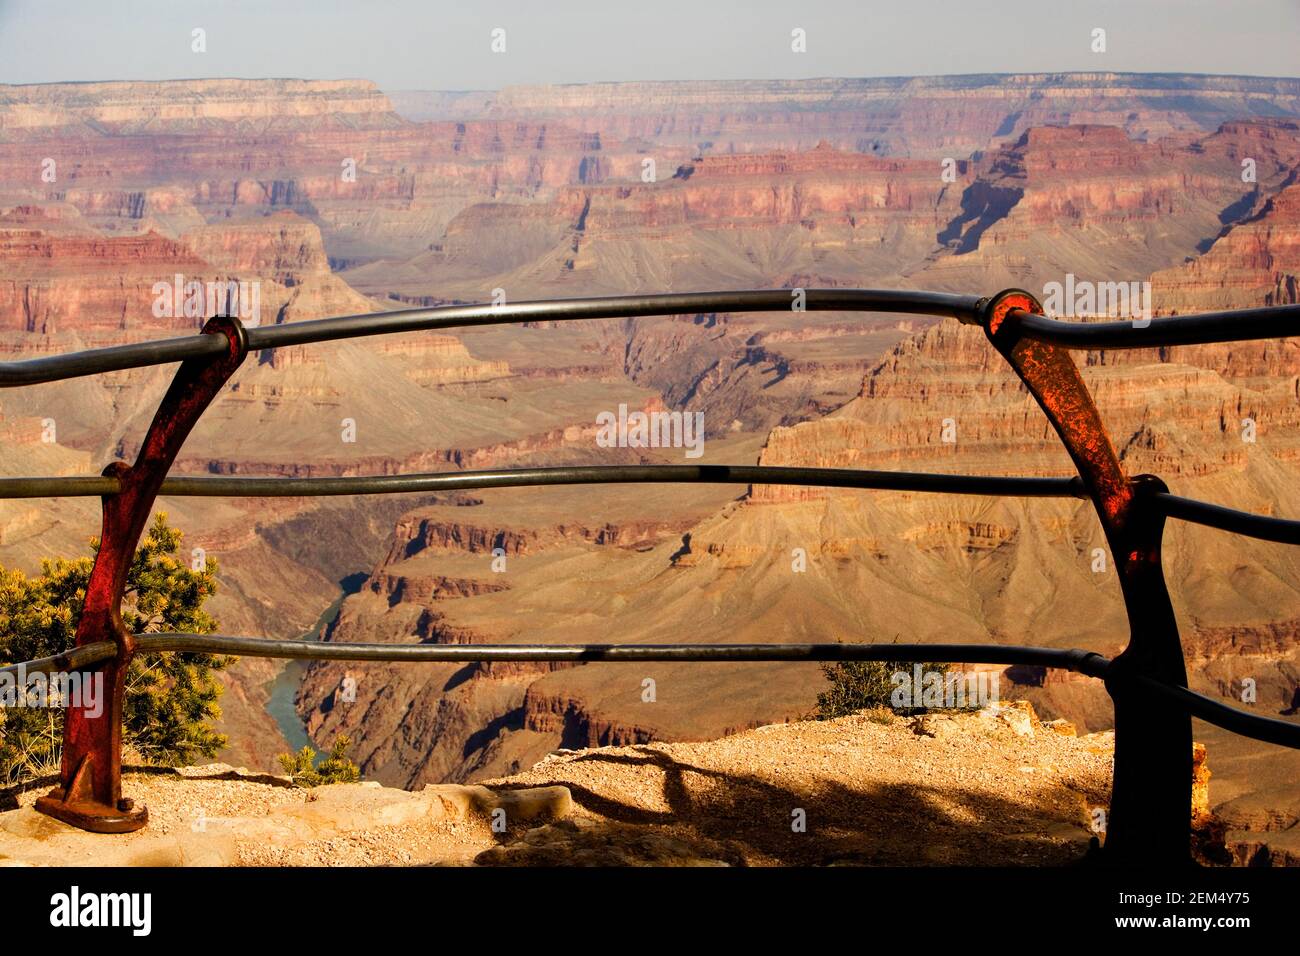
[816,658,951,719]
[0,514,231,783]
[277,735,360,787]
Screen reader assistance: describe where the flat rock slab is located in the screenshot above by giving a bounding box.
[0,769,571,867]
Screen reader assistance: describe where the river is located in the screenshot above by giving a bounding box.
[263,590,348,754]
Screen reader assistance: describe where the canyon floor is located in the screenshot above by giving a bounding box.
[0,701,1194,867]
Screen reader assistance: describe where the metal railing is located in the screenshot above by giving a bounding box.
[1,287,1297,865]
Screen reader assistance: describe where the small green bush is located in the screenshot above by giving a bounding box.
[277,734,360,787]
[816,659,951,719]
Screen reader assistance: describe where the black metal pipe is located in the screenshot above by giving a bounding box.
[133,633,1108,671]
[0,476,120,498]
[1131,675,1300,749]
[1155,493,1300,545]
[0,641,117,678]
[10,636,1291,748]
[1004,304,1300,350]
[245,289,985,350]
[3,294,1296,386]
[0,333,227,387]
[0,290,982,387]
[6,294,1296,386]
[0,465,1088,500]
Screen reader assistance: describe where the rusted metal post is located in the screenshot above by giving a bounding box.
[976,289,1192,865]
[35,316,247,833]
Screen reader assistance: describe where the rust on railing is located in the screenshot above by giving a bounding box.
[31,316,248,833]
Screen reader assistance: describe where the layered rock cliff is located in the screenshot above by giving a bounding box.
[488,73,1300,157]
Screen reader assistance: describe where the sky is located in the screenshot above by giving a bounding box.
[0,0,1296,90]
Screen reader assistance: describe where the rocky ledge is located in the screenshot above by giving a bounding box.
[0,702,1278,866]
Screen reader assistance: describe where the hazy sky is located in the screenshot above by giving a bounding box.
[0,0,1296,90]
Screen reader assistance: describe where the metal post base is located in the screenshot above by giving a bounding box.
[34,755,148,834]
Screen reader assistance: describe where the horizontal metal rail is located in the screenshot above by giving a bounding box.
[121,639,1295,750]
[6,634,1295,749]
[7,290,1296,388]
[135,635,1115,673]
[3,639,1104,676]
[0,334,230,388]
[0,289,983,387]
[1132,675,1300,750]
[1155,492,1300,545]
[996,303,1300,350]
[0,466,1087,500]
[8,469,1296,548]
[0,643,122,678]
[247,289,984,349]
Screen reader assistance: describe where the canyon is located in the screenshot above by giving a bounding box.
[0,73,1296,859]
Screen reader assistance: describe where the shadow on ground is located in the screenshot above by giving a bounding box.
[480,745,1099,866]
